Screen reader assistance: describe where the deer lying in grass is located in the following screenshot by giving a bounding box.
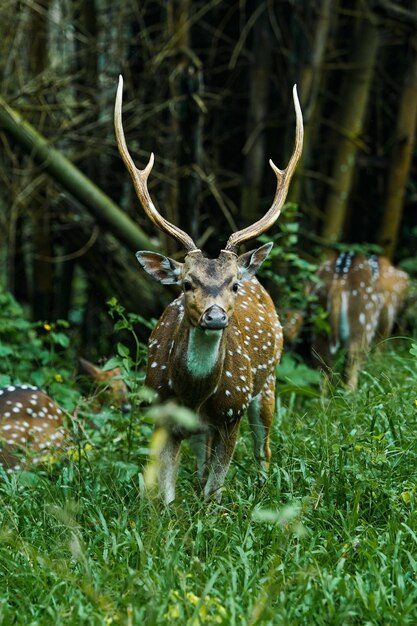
[79,357,131,415]
[114,75,303,503]
[310,251,409,389]
[0,359,129,472]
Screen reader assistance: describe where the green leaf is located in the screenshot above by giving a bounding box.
[410,343,417,357]
[113,319,130,331]
[252,502,302,525]
[113,461,140,482]
[117,343,130,358]
[50,332,70,348]
[0,374,11,387]
[0,345,13,357]
[102,356,123,371]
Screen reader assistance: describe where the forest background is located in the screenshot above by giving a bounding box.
[1,0,416,359]
[2,3,417,624]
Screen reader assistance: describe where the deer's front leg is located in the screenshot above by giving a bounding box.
[158,430,181,505]
[204,421,240,502]
[189,432,211,483]
[248,376,275,474]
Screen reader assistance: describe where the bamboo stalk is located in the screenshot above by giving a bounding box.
[0,96,157,253]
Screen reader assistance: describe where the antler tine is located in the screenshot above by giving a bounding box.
[225,84,303,252]
[114,75,198,252]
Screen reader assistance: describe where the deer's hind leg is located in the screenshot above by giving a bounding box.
[248,373,275,472]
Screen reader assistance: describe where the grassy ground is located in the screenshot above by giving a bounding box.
[1,341,417,625]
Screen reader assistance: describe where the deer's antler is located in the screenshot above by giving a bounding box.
[114,75,198,252]
[225,85,303,253]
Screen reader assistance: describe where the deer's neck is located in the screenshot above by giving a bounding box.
[185,326,224,378]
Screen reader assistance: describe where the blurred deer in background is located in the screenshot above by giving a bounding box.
[281,309,306,343]
[79,357,131,414]
[114,75,303,503]
[0,385,68,472]
[311,251,409,389]
[0,359,130,472]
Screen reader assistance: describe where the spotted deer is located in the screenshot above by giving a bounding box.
[312,251,409,389]
[0,385,68,472]
[281,309,306,343]
[0,359,130,472]
[114,75,303,503]
[79,357,131,414]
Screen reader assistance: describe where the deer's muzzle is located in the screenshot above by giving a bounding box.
[200,305,228,330]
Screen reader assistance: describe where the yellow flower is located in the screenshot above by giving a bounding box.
[402,491,411,504]
[67,443,93,461]
[165,605,180,620]
[186,592,200,606]
[164,592,181,620]
[164,590,227,624]
[54,374,63,383]
[43,323,52,331]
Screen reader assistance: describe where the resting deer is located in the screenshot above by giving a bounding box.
[0,359,130,472]
[79,357,131,414]
[312,251,409,389]
[0,385,67,472]
[114,75,303,503]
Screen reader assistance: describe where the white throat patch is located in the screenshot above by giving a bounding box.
[186,327,223,377]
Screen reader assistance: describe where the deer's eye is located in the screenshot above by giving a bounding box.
[232,282,239,293]
[183,280,193,292]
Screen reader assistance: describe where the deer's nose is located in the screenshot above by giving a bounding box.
[201,305,228,330]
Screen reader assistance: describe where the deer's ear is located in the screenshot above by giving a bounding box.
[136,251,183,285]
[237,242,273,281]
[79,357,102,379]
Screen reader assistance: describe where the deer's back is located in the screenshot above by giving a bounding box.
[316,252,408,349]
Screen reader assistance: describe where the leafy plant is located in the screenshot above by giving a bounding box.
[0,288,78,406]
[258,204,319,312]
[1,346,417,625]
[107,296,151,373]
[1,266,417,625]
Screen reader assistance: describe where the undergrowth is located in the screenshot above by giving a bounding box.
[1,289,417,624]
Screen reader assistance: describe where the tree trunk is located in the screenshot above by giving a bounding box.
[166,0,204,251]
[73,0,99,183]
[27,0,53,320]
[288,0,335,206]
[240,1,272,225]
[321,10,380,244]
[378,3,417,259]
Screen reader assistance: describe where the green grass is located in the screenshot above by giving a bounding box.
[1,342,417,625]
